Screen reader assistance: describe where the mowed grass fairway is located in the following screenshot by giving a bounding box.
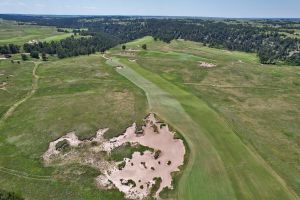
[0,55,147,199]
[106,36,300,199]
[0,19,73,45]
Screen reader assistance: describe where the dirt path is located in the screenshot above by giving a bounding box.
[0,166,53,181]
[0,62,40,126]
[104,55,298,200]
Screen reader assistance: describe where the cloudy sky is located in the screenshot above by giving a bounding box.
[0,0,299,18]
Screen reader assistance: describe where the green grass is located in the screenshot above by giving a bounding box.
[0,19,73,45]
[1,29,300,199]
[0,59,35,118]
[123,38,300,197]
[121,36,155,48]
[0,54,147,199]
[107,37,300,199]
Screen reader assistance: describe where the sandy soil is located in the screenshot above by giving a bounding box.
[43,114,185,200]
[199,61,217,68]
[116,66,124,70]
[43,132,82,164]
[99,113,185,199]
[0,82,7,90]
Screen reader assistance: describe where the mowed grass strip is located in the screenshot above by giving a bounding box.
[107,55,298,199]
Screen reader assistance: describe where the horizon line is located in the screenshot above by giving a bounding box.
[1,13,300,20]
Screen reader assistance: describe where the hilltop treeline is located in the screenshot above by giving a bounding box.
[23,33,119,59]
[1,14,299,65]
[0,44,20,54]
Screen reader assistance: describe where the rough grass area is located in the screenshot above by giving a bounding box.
[107,37,299,199]
[0,54,147,200]
[0,60,34,118]
[125,38,300,197]
[0,19,73,45]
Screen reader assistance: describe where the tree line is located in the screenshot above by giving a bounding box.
[23,33,119,59]
[0,14,299,65]
[0,44,20,54]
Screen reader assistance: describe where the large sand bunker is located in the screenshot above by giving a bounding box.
[43,113,185,199]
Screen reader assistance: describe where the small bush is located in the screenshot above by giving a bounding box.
[30,51,39,59]
[0,189,24,200]
[21,54,28,61]
[154,150,161,159]
[55,139,70,152]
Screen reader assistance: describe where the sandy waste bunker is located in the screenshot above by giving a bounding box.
[43,113,186,199]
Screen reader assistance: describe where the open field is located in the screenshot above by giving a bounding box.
[0,19,73,45]
[0,60,35,119]
[106,36,300,199]
[0,55,147,199]
[1,27,300,199]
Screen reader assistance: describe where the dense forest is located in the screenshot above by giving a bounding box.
[0,14,299,65]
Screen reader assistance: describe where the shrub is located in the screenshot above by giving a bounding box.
[55,139,70,151]
[21,54,28,61]
[0,189,24,200]
[30,51,39,59]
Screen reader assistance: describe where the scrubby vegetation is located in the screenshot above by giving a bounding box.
[55,139,70,151]
[0,189,23,200]
[110,142,154,162]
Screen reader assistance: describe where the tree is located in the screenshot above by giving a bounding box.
[42,52,48,61]
[8,44,20,54]
[258,46,276,64]
[30,51,39,59]
[21,54,28,61]
[142,44,147,50]
[0,44,20,54]
[122,45,126,51]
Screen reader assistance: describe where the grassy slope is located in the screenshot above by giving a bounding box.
[106,58,237,199]
[0,19,72,45]
[107,37,299,199]
[0,55,147,199]
[131,38,300,196]
[0,60,35,118]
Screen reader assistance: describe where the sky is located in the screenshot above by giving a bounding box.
[0,0,299,18]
